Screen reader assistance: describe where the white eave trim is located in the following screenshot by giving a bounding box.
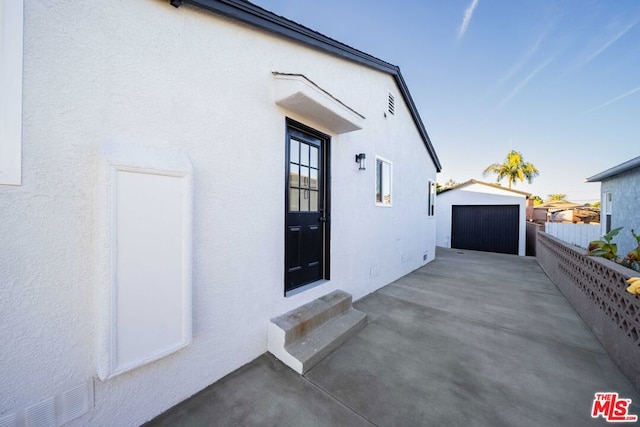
[272,72,365,134]
[0,0,24,185]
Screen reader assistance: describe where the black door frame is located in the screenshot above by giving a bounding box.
[284,118,331,294]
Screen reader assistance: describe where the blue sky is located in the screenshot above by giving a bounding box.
[252,0,640,202]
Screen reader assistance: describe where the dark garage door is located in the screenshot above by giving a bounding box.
[451,205,519,255]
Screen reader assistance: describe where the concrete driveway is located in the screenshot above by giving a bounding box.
[146,248,640,426]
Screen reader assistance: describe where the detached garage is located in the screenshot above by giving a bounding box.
[436,180,530,256]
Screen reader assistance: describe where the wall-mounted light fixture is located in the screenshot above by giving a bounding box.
[355,153,366,170]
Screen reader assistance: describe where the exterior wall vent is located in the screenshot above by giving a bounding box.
[388,93,395,115]
[0,382,94,427]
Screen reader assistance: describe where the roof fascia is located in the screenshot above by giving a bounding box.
[171,0,442,172]
[442,179,530,197]
[586,156,640,182]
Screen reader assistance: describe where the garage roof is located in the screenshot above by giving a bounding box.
[439,179,531,197]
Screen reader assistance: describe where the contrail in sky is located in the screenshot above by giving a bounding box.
[582,17,640,66]
[497,58,553,108]
[584,85,640,114]
[458,0,479,39]
[492,30,548,93]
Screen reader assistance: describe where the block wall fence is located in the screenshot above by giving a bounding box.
[536,232,640,392]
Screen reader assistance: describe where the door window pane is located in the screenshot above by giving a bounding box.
[289,163,299,187]
[289,188,300,212]
[300,144,309,166]
[288,138,322,213]
[301,166,310,189]
[290,140,299,164]
[300,189,310,212]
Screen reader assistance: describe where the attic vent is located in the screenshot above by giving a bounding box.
[388,93,395,115]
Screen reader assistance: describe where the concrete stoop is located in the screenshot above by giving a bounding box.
[268,290,367,374]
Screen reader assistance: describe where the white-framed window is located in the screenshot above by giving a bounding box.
[375,156,392,206]
[428,180,436,216]
[603,191,612,233]
[0,0,24,185]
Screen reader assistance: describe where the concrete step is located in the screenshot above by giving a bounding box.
[268,290,367,374]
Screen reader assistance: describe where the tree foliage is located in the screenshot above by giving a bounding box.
[482,150,539,189]
[530,195,543,205]
[436,179,458,194]
[444,178,458,188]
[547,193,567,202]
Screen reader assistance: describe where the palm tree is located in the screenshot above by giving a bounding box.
[547,193,567,202]
[483,150,539,189]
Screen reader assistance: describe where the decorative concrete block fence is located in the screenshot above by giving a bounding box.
[536,232,640,392]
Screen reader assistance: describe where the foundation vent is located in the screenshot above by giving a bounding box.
[0,414,17,427]
[0,382,93,427]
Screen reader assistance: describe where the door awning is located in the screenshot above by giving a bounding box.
[272,72,365,134]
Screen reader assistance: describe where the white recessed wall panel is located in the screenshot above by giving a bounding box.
[115,170,187,369]
[98,141,192,380]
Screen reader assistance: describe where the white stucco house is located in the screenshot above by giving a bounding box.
[435,180,530,256]
[0,0,441,425]
[586,155,640,256]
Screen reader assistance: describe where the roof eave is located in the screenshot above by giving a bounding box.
[441,179,531,197]
[586,155,640,182]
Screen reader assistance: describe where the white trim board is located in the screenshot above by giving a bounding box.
[0,0,24,185]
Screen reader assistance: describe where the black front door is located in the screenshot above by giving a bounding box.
[285,122,329,293]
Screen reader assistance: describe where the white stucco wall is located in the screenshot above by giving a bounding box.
[0,1,438,426]
[600,168,640,257]
[435,183,527,256]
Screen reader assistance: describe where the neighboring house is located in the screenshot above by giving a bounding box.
[586,155,640,257]
[0,1,442,425]
[548,207,599,224]
[436,180,530,256]
[531,200,599,224]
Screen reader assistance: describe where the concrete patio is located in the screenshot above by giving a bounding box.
[146,248,640,426]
